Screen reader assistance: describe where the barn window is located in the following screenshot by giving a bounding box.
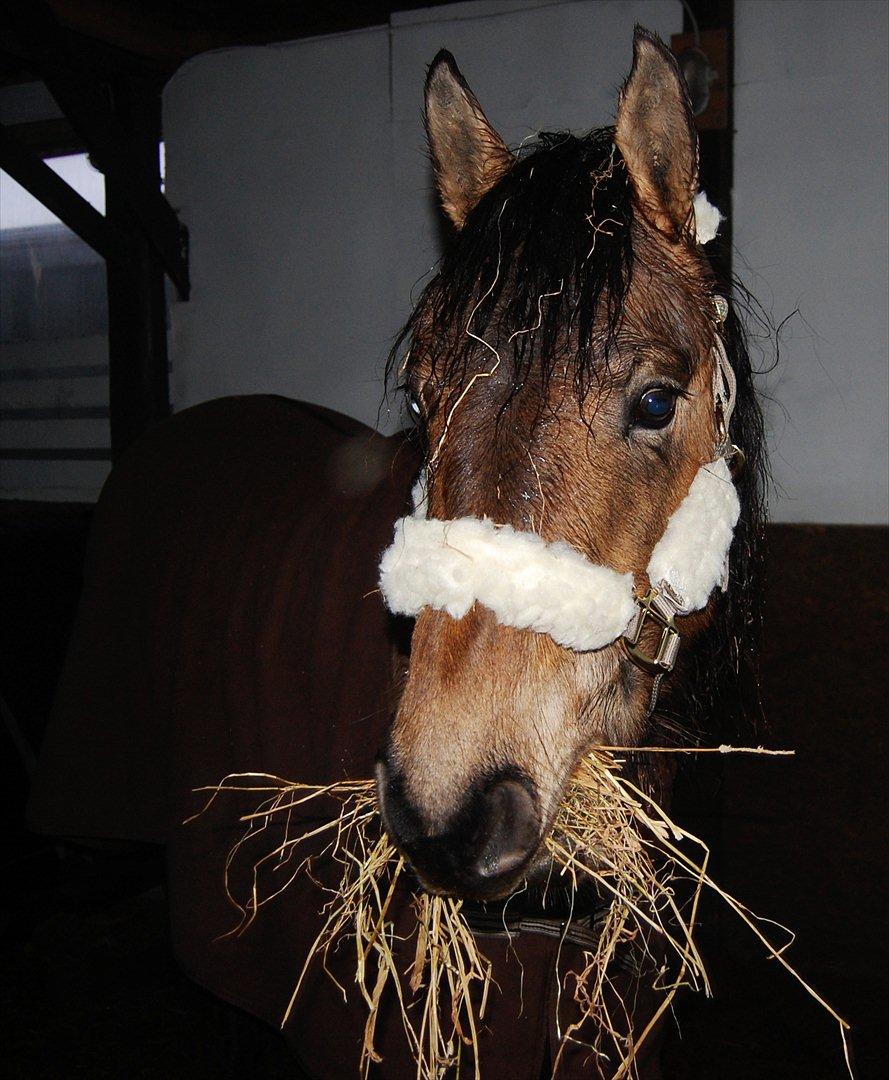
[1,152,111,501]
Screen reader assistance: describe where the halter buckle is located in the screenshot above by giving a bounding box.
[622,586,682,675]
[725,442,746,477]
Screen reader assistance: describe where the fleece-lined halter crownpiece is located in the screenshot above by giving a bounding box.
[380,200,738,676]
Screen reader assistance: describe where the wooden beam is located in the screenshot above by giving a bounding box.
[6,1,190,299]
[674,0,734,289]
[0,121,123,260]
[669,0,736,893]
[2,116,84,157]
[104,80,170,458]
[44,0,460,73]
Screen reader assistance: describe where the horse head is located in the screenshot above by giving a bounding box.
[377,29,762,901]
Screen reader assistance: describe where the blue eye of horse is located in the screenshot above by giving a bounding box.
[633,387,677,428]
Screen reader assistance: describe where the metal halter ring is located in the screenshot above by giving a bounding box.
[622,586,683,675]
[724,442,746,478]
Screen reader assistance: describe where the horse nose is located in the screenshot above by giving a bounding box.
[375,756,540,900]
[469,777,540,882]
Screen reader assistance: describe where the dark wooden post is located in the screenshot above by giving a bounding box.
[672,0,735,286]
[4,0,189,461]
[104,82,171,459]
[670,0,736,913]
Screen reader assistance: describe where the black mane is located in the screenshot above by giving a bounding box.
[394,128,634,407]
[676,304,768,739]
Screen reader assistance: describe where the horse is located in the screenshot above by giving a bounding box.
[375,27,764,917]
[29,26,767,1080]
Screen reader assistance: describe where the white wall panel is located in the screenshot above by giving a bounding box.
[735,0,888,523]
[164,28,397,430]
[163,1,680,434]
[161,0,886,522]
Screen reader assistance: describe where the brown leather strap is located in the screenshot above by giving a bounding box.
[463,904,646,976]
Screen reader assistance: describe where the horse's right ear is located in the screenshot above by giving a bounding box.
[424,50,514,229]
[615,26,699,240]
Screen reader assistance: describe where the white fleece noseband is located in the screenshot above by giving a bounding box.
[379,293,740,670]
[380,456,738,653]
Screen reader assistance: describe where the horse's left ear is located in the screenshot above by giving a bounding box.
[424,50,514,229]
[615,26,698,240]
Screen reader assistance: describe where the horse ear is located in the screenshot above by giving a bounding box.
[615,27,699,240]
[424,50,514,229]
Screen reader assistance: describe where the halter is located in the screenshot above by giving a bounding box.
[379,296,740,692]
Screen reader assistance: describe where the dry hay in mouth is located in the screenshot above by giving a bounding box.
[189,748,851,1079]
[188,776,488,1077]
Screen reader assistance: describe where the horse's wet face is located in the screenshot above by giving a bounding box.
[378,35,719,900]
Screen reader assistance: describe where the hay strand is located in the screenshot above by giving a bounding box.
[190,749,850,1078]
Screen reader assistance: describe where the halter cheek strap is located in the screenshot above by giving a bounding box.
[379,298,740,682]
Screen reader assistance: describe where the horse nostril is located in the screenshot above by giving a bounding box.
[376,758,541,900]
[471,777,540,884]
[375,751,423,851]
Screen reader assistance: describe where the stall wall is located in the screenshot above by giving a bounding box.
[162,0,681,431]
[162,0,888,523]
[734,0,888,523]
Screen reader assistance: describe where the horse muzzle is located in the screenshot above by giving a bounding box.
[375,753,542,901]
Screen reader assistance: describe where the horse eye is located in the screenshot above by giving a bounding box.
[632,387,677,429]
[406,389,423,418]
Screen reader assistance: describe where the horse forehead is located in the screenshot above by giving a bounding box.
[626,235,714,336]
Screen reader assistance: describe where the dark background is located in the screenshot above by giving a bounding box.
[2,509,885,1079]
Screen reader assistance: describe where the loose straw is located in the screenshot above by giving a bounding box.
[189,745,851,1079]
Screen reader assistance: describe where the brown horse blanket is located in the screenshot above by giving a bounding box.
[29,396,659,1079]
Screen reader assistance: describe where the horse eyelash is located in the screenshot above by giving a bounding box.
[633,377,691,399]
